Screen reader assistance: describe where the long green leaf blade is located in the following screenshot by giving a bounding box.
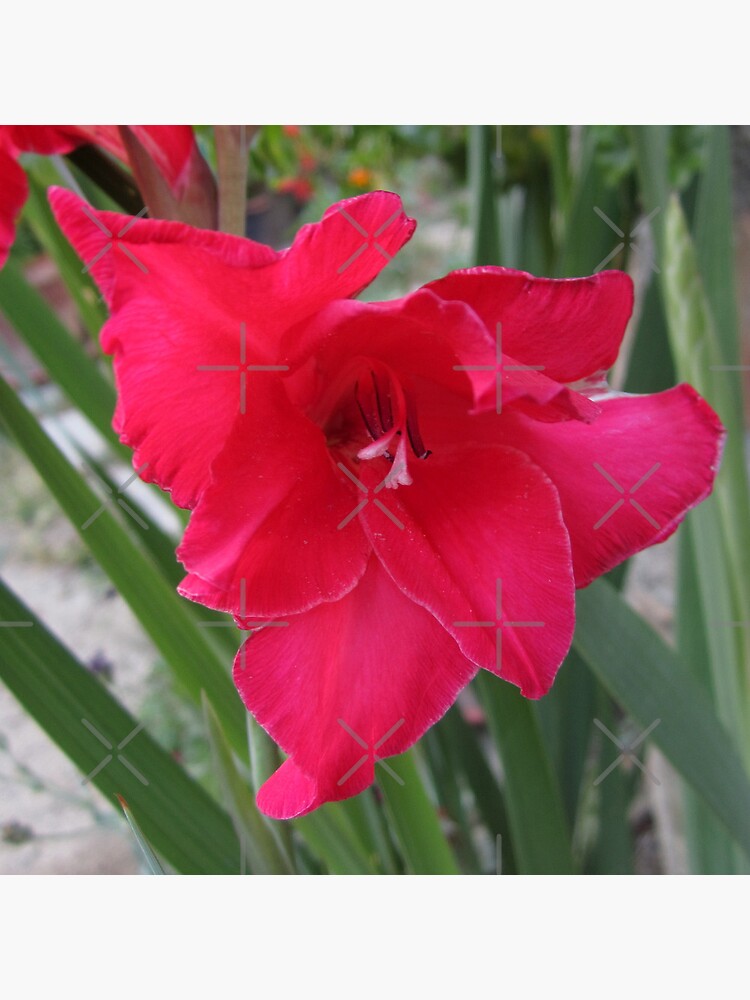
[574,579,750,861]
[0,578,239,874]
[202,693,293,874]
[0,374,246,752]
[477,674,576,874]
[0,260,121,452]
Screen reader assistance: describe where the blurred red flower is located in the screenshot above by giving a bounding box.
[52,188,723,819]
[0,125,210,268]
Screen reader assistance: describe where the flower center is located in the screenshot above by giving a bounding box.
[319,359,431,489]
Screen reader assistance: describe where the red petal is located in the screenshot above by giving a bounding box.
[256,759,321,819]
[0,125,101,157]
[425,266,633,383]
[283,287,596,423]
[359,444,575,699]
[234,556,478,819]
[177,378,370,619]
[2,126,199,196]
[127,126,201,196]
[49,188,415,508]
[0,146,27,268]
[504,385,725,586]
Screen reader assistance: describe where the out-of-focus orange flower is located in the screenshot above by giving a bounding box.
[348,167,373,189]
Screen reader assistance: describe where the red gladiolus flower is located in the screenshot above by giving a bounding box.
[0,125,208,268]
[51,188,724,819]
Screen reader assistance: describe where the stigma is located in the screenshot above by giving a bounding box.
[354,367,431,488]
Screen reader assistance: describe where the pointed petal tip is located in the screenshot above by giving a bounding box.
[256,758,320,820]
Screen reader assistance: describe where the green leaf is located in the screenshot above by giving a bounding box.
[0,260,122,453]
[630,125,671,255]
[661,196,750,724]
[295,805,378,875]
[476,674,576,874]
[438,704,517,874]
[378,750,461,875]
[23,167,107,337]
[0,374,246,754]
[535,648,597,830]
[202,694,293,874]
[0,578,239,874]
[574,579,750,862]
[116,795,166,874]
[469,125,500,264]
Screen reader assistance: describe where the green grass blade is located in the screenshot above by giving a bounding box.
[630,126,671,254]
[574,579,750,861]
[116,795,167,874]
[585,695,635,874]
[677,525,744,872]
[469,125,500,264]
[23,167,107,337]
[693,126,737,364]
[0,374,246,753]
[202,694,293,874]
[661,196,750,725]
[0,578,239,874]
[440,704,518,874]
[0,260,121,452]
[378,750,461,874]
[535,649,597,830]
[476,674,576,874]
[295,806,377,875]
